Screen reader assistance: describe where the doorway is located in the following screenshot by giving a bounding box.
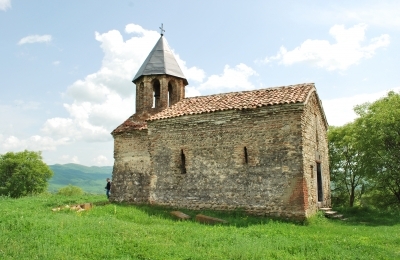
[317,162,323,202]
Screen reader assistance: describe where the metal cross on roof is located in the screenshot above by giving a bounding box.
[159,23,165,36]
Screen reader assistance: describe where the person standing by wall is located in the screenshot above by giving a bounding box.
[105,178,111,199]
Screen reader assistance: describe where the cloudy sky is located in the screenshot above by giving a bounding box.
[1,1,399,166]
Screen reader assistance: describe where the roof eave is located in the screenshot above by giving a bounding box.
[133,74,188,85]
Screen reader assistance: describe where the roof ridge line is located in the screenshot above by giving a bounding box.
[183,83,315,100]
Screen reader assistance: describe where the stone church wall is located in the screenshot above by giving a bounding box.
[147,103,308,219]
[111,130,152,202]
[301,92,331,216]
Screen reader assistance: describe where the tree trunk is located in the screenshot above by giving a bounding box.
[349,188,355,207]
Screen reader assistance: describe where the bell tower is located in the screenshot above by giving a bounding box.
[132,30,188,116]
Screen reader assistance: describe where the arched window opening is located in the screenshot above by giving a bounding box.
[152,79,160,108]
[244,147,248,164]
[168,81,174,107]
[181,149,187,174]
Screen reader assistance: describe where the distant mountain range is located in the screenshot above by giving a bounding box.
[48,163,113,194]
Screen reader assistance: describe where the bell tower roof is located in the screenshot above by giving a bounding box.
[132,35,188,85]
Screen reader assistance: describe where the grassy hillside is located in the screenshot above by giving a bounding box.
[48,163,112,194]
[0,194,399,259]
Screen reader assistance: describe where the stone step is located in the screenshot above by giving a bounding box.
[319,207,332,211]
[195,214,228,225]
[324,211,337,216]
[170,211,191,220]
[332,214,344,219]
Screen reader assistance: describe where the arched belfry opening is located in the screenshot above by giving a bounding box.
[152,79,161,108]
[168,80,175,107]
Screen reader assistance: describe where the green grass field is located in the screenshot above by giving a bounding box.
[1,194,399,260]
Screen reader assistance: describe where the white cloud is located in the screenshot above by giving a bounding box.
[71,156,80,164]
[174,53,205,83]
[194,63,257,95]
[322,87,400,126]
[1,135,70,152]
[263,24,390,71]
[92,155,109,166]
[0,0,11,11]
[18,34,52,45]
[185,86,202,98]
[53,61,60,66]
[41,115,111,143]
[58,155,80,164]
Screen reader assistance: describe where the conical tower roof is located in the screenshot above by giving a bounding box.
[132,36,188,85]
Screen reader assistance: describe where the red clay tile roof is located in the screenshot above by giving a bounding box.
[147,83,315,121]
[112,116,147,135]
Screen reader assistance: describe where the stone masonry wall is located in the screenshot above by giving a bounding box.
[111,130,152,203]
[147,104,308,219]
[301,92,331,217]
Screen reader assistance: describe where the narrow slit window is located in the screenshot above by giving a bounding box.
[244,147,248,164]
[181,149,187,174]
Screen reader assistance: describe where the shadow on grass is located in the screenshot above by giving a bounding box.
[43,195,400,227]
[332,206,400,227]
[104,202,304,227]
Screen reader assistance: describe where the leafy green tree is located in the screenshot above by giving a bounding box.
[328,124,368,207]
[0,150,53,198]
[354,91,400,206]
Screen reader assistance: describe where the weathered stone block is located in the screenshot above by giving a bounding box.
[81,203,92,210]
[195,214,228,224]
[170,211,191,220]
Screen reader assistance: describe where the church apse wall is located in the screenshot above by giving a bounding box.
[112,130,152,203]
[147,103,309,219]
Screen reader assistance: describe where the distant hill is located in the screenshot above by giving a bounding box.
[48,163,112,194]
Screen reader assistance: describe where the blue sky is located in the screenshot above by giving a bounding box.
[1,0,399,166]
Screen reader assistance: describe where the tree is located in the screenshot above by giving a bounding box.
[354,91,400,206]
[0,150,53,198]
[328,123,368,207]
[57,185,84,196]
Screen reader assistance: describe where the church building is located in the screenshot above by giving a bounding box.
[110,33,331,220]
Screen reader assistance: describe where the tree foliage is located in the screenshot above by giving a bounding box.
[328,124,369,207]
[0,150,53,198]
[354,91,400,206]
[57,185,84,196]
[329,91,400,208]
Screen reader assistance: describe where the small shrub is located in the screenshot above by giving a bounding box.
[57,185,84,196]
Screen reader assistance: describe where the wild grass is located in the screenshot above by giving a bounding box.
[0,194,399,259]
